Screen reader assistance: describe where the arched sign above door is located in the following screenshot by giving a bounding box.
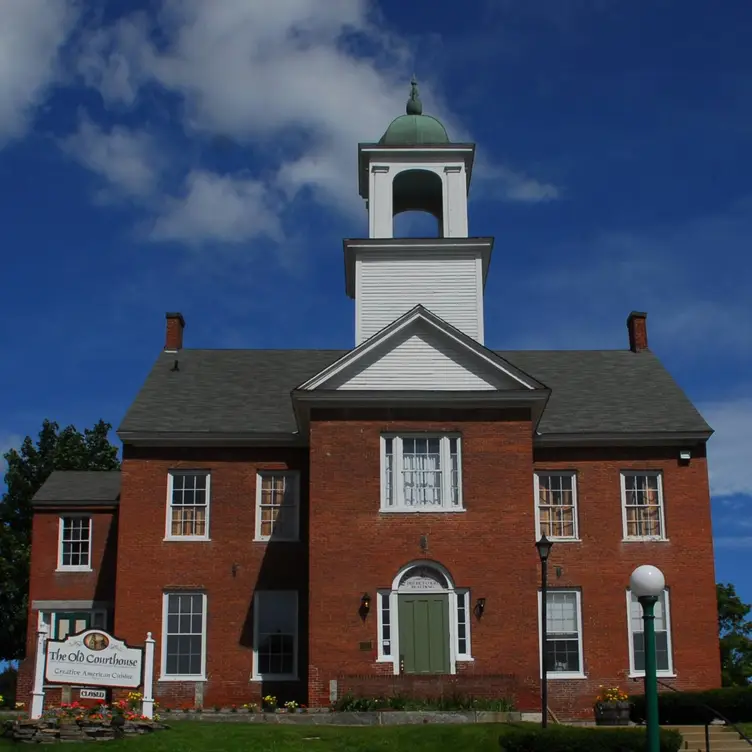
[398,565,448,591]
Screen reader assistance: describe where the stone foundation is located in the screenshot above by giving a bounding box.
[2,718,169,744]
[157,709,524,724]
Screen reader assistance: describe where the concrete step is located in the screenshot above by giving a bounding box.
[663,725,751,752]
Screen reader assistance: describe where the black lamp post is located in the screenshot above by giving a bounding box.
[535,534,554,728]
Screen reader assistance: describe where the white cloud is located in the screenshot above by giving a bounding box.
[701,396,752,498]
[74,0,407,213]
[0,0,80,146]
[59,117,160,200]
[475,162,560,203]
[0,432,22,474]
[714,536,752,550]
[65,0,558,244]
[151,170,282,245]
[500,200,752,355]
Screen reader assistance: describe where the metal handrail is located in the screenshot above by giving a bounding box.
[640,678,752,748]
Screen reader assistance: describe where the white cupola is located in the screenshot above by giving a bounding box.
[344,77,493,346]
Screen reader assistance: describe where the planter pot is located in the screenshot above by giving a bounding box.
[594,702,631,726]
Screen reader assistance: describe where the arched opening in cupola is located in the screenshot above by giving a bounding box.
[392,169,444,238]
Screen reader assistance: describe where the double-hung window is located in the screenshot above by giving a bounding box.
[535,472,578,540]
[57,517,92,571]
[255,471,300,542]
[627,589,673,675]
[166,471,210,540]
[252,591,298,680]
[540,590,585,678]
[381,434,462,511]
[621,471,666,540]
[161,592,207,680]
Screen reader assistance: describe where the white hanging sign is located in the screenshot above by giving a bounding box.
[45,629,143,688]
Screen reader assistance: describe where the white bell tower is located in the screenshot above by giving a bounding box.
[344,77,493,345]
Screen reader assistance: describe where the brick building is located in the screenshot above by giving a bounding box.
[19,80,720,720]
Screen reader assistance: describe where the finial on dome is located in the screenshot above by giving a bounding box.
[406,74,422,115]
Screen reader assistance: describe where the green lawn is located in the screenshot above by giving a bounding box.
[0,721,513,751]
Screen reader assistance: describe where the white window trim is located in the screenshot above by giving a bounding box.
[254,471,300,543]
[533,471,580,541]
[455,588,473,660]
[620,470,667,541]
[56,516,93,573]
[378,562,473,674]
[537,589,586,680]
[159,592,208,682]
[380,434,464,513]
[376,588,393,663]
[251,590,299,682]
[164,470,211,542]
[626,588,676,678]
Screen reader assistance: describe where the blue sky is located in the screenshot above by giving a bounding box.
[0,0,750,603]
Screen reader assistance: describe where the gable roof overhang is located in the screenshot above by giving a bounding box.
[343,237,494,299]
[297,304,546,393]
[33,501,120,511]
[534,429,713,448]
[293,304,550,434]
[117,430,306,448]
[291,388,551,438]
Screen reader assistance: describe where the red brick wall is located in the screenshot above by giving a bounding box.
[307,408,719,719]
[20,507,118,710]
[337,672,527,706]
[22,425,719,720]
[116,446,309,709]
[28,509,118,606]
[307,408,542,709]
[533,445,720,719]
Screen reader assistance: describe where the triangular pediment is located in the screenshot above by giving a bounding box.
[298,306,543,392]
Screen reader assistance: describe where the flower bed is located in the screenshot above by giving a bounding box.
[0,694,170,744]
[2,717,168,743]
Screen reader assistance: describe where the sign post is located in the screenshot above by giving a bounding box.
[141,633,156,720]
[30,623,49,720]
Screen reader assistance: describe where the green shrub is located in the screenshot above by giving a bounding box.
[333,694,389,711]
[333,692,514,712]
[498,724,683,752]
[0,669,16,708]
[630,686,752,724]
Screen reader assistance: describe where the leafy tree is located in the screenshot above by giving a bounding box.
[0,419,119,660]
[717,582,752,686]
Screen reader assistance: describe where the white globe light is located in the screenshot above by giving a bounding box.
[630,565,665,598]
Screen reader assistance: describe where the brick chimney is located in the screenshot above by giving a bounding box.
[627,311,648,352]
[165,312,185,351]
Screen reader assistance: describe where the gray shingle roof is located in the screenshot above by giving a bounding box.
[32,471,121,505]
[501,350,710,434]
[117,349,711,437]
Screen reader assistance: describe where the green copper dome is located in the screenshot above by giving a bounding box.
[379,76,450,146]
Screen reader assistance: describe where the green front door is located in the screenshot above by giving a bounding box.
[398,594,450,674]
